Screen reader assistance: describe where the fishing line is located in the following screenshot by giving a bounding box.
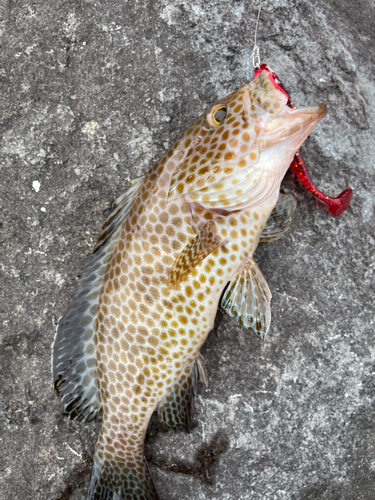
[251,0,263,68]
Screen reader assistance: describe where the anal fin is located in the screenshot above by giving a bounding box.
[168,221,225,287]
[158,353,208,431]
[221,257,271,339]
[260,188,297,243]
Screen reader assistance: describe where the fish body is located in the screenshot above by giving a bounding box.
[52,68,326,499]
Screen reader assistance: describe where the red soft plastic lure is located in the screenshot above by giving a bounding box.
[254,63,352,216]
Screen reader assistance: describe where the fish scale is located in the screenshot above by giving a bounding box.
[52,68,327,499]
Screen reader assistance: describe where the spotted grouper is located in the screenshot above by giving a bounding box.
[52,67,328,499]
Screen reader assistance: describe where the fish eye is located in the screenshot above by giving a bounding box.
[213,106,227,124]
[206,104,228,128]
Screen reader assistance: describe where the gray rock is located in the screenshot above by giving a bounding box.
[1,0,374,499]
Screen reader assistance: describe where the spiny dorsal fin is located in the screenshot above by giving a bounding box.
[158,353,208,431]
[260,188,297,243]
[93,176,145,253]
[52,176,145,421]
[168,221,225,287]
[221,256,271,339]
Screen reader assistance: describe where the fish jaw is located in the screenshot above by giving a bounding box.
[261,103,327,150]
[257,103,327,172]
[247,68,327,174]
[252,65,327,153]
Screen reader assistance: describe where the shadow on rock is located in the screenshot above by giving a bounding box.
[152,430,230,485]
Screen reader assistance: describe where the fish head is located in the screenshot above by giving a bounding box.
[169,66,326,209]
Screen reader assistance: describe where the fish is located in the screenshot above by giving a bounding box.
[52,65,328,499]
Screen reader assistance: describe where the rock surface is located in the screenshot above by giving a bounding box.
[1,1,374,499]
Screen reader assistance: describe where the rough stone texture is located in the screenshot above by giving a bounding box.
[1,0,374,499]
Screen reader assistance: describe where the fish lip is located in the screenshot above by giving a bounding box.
[290,103,327,121]
[266,103,327,132]
[316,103,327,119]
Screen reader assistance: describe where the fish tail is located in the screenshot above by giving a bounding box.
[88,450,159,500]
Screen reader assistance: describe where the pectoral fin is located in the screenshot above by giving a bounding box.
[260,188,297,243]
[221,257,271,339]
[168,221,225,287]
[158,353,208,431]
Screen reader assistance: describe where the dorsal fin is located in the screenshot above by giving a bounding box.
[158,353,208,431]
[94,176,145,253]
[52,176,145,421]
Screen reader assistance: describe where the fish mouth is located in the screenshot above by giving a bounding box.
[261,103,327,152]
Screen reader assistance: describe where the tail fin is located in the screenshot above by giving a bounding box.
[88,451,159,500]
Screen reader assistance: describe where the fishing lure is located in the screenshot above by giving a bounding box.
[249,3,352,217]
[52,29,352,500]
[254,64,352,216]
